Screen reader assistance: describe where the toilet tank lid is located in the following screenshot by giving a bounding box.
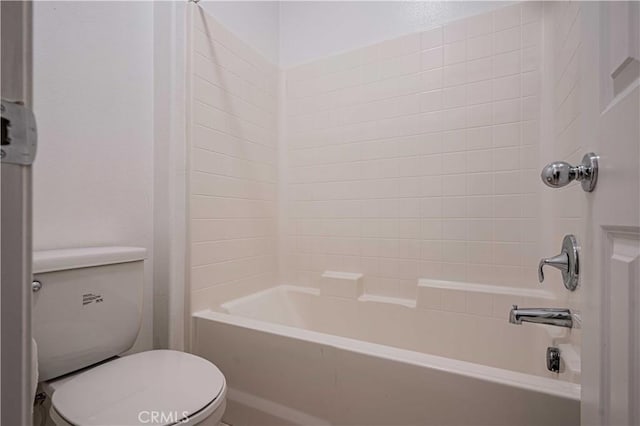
[33,246,147,274]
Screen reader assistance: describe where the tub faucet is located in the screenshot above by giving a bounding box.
[509,305,573,328]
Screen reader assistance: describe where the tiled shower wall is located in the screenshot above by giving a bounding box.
[188,8,279,311]
[542,1,584,343]
[187,3,557,305]
[282,3,545,299]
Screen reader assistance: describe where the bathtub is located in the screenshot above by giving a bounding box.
[192,285,580,426]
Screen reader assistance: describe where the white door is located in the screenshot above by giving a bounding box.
[581,2,640,425]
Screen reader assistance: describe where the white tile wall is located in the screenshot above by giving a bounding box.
[283,3,544,299]
[187,3,575,308]
[541,1,583,345]
[189,8,279,310]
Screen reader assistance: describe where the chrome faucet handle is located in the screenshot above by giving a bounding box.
[538,253,569,283]
[538,235,579,291]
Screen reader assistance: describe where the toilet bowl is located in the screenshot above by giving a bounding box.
[41,350,226,426]
[32,247,228,426]
[43,350,226,426]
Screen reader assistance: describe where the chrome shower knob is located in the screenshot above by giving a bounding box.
[540,152,598,192]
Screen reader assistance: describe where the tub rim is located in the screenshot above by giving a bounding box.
[193,293,581,402]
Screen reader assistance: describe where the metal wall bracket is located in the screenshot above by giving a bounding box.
[1,99,37,165]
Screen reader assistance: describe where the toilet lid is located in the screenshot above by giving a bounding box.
[51,350,225,426]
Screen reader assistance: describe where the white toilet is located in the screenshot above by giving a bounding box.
[33,247,227,426]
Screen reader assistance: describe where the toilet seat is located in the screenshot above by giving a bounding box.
[50,350,226,426]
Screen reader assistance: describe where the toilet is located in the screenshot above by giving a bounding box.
[33,247,227,426]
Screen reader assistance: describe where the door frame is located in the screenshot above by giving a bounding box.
[1,1,35,424]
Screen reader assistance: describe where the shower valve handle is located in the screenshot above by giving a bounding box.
[538,254,568,283]
[538,235,579,292]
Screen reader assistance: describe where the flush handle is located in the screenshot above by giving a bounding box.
[539,235,579,291]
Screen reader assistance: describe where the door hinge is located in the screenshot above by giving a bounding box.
[1,99,37,165]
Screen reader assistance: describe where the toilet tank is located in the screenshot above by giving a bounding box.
[32,247,146,381]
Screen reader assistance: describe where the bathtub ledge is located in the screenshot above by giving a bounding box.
[358,294,416,308]
[418,278,556,299]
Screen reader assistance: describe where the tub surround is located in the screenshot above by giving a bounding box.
[540,1,585,353]
[186,4,581,425]
[187,1,552,311]
[281,2,545,300]
[188,6,280,313]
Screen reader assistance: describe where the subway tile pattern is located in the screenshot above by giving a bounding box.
[189,9,279,309]
[283,3,544,299]
[543,1,583,346]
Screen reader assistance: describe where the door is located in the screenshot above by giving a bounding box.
[1,1,35,424]
[581,2,640,425]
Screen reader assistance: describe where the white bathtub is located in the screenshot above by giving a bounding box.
[193,285,580,426]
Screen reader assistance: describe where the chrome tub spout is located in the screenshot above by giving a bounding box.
[509,305,573,328]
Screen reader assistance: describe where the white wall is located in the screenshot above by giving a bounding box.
[279,1,509,67]
[33,2,155,353]
[199,0,280,65]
